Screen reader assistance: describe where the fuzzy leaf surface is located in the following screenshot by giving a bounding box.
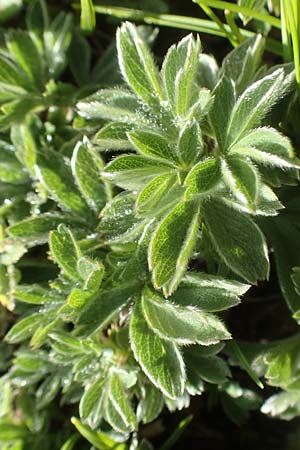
[106,374,137,434]
[202,200,269,283]
[71,140,106,213]
[172,273,250,312]
[117,22,163,105]
[141,287,231,345]
[49,225,81,281]
[149,201,200,295]
[130,301,185,399]
[35,150,91,218]
[226,69,284,147]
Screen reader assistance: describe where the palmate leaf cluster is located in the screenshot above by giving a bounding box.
[1,2,300,448]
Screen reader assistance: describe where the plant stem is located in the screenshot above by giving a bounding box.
[225,9,244,45]
[79,5,283,55]
[194,0,281,28]
[198,3,237,46]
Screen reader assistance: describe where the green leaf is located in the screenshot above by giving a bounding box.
[262,216,300,312]
[0,423,28,442]
[0,96,44,130]
[222,156,259,208]
[159,415,193,450]
[77,88,140,122]
[185,348,230,384]
[0,53,34,92]
[35,149,91,218]
[116,22,163,105]
[221,35,265,94]
[60,435,80,450]
[80,0,96,32]
[222,383,262,424]
[36,373,61,408]
[99,192,146,243]
[238,0,265,25]
[77,256,105,292]
[69,33,91,86]
[161,34,200,113]
[76,283,137,337]
[91,40,121,86]
[0,143,28,184]
[136,174,177,216]
[8,213,84,243]
[177,119,202,167]
[71,140,106,213]
[208,76,235,151]
[14,285,63,305]
[184,158,221,197]
[149,201,200,295]
[44,12,73,78]
[67,288,93,309]
[227,341,264,389]
[71,417,120,450]
[198,54,218,90]
[0,0,23,23]
[172,273,250,312]
[255,183,283,216]
[49,225,81,281]
[0,379,12,418]
[11,114,40,174]
[103,155,173,191]
[261,391,300,420]
[130,300,185,399]
[128,130,176,162]
[6,30,46,90]
[226,69,284,147]
[174,35,201,116]
[137,385,163,424]
[79,378,106,428]
[106,374,137,434]
[202,200,269,283]
[30,319,59,348]
[50,332,83,353]
[229,127,299,169]
[5,313,45,343]
[141,287,231,345]
[94,122,135,151]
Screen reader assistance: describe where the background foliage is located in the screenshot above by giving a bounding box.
[0,0,300,449]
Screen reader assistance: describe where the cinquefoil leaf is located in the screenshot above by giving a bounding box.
[229,127,299,169]
[35,149,91,218]
[141,287,231,345]
[103,155,173,191]
[130,300,185,399]
[71,140,106,213]
[202,200,269,283]
[149,200,200,296]
[117,22,163,105]
[209,76,235,151]
[172,273,250,312]
[226,69,284,147]
[49,225,81,281]
[106,374,137,434]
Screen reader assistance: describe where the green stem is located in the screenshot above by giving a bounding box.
[281,0,300,93]
[193,0,281,29]
[159,415,193,450]
[224,9,244,45]
[289,0,300,86]
[198,3,236,46]
[227,341,264,389]
[280,0,292,62]
[80,5,283,55]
